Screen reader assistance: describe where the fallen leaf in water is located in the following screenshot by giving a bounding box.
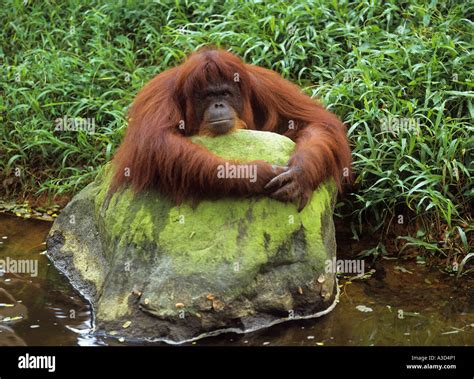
[401,311,420,317]
[416,256,426,265]
[395,266,413,274]
[206,294,215,301]
[356,305,373,313]
[1,316,23,322]
[109,331,118,336]
[122,321,131,329]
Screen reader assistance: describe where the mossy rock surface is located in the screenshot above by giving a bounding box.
[47,129,338,344]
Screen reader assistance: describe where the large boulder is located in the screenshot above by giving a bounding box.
[47,129,338,344]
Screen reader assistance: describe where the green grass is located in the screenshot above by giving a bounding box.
[0,0,472,270]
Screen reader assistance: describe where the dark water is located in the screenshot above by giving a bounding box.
[0,213,472,346]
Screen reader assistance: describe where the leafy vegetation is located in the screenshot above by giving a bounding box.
[0,0,472,269]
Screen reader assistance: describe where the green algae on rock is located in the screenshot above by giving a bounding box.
[47,129,338,344]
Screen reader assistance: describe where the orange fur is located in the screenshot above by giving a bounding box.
[109,48,352,204]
